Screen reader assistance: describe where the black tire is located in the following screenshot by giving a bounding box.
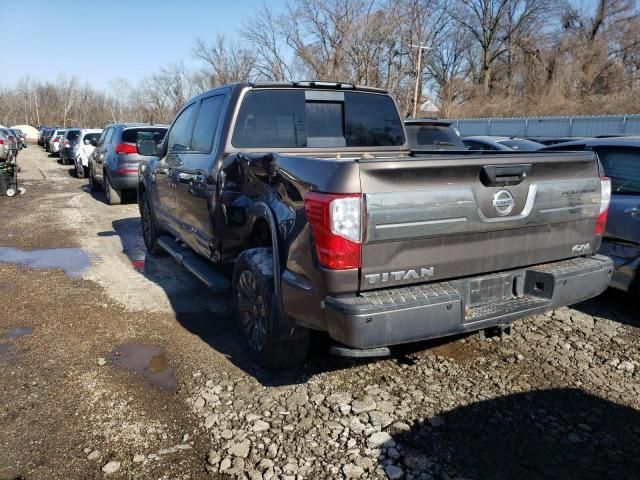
[139,190,164,255]
[104,172,121,205]
[233,247,310,369]
[75,160,85,179]
[88,166,100,192]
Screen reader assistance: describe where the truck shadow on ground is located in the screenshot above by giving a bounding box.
[571,288,639,329]
[107,217,474,387]
[393,388,640,480]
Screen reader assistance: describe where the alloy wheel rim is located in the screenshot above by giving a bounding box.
[236,270,267,352]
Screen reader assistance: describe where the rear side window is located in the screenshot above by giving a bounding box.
[190,95,225,153]
[122,128,167,144]
[406,125,465,149]
[231,90,405,148]
[464,140,491,151]
[103,129,115,144]
[83,133,101,143]
[597,149,640,194]
[66,130,80,142]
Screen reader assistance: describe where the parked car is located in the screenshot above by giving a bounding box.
[543,137,640,298]
[73,129,102,178]
[135,81,612,369]
[44,128,58,152]
[4,129,20,159]
[49,129,66,156]
[0,128,16,162]
[404,119,466,150]
[464,136,544,151]
[60,128,82,165]
[88,123,167,204]
[38,128,47,146]
[12,128,27,149]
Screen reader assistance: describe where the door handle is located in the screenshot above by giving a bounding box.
[624,207,640,216]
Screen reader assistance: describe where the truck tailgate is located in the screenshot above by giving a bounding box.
[359,152,602,290]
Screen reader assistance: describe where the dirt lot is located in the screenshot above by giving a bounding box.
[0,146,639,480]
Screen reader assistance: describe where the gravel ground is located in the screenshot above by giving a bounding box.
[0,146,638,480]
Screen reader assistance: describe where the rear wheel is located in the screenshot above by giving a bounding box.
[104,172,121,205]
[75,159,85,178]
[139,191,164,255]
[233,248,309,369]
[88,166,100,192]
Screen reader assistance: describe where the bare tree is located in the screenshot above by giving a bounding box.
[193,35,257,88]
[243,3,293,81]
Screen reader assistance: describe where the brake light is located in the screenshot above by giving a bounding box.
[53,138,59,142]
[305,192,362,270]
[115,143,137,155]
[595,177,611,235]
[0,139,4,145]
[64,140,69,146]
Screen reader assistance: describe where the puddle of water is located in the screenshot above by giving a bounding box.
[4,326,33,339]
[0,247,90,278]
[108,343,177,392]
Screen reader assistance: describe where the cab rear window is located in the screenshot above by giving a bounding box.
[232,90,405,148]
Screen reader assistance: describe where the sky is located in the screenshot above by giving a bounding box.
[1,0,284,92]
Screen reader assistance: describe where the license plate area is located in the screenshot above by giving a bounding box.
[467,272,524,307]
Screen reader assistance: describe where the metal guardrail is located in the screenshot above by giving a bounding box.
[444,114,640,138]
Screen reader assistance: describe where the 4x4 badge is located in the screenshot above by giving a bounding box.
[492,189,515,216]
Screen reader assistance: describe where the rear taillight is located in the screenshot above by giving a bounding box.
[64,139,69,146]
[115,143,137,155]
[595,176,611,235]
[0,139,4,145]
[53,138,59,142]
[305,192,362,270]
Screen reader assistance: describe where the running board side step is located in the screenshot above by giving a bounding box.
[157,236,231,292]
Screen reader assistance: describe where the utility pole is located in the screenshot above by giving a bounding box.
[411,44,431,118]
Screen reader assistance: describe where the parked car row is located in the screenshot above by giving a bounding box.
[0,127,26,163]
[37,123,168,205]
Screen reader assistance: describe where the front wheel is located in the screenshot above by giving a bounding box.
[139,190,164,255]
[232,248,309,369]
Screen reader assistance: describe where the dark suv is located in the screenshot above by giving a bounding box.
[88,123,167,205]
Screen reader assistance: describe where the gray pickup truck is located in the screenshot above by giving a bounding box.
[136,81,613,369]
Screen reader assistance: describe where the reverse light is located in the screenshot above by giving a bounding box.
[595,177,611,235]
[305,192,362,270]
[115,143,137,155]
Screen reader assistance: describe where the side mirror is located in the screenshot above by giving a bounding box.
[90,138,98,147]
[137,138,159,156]
[84,139,90,145]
